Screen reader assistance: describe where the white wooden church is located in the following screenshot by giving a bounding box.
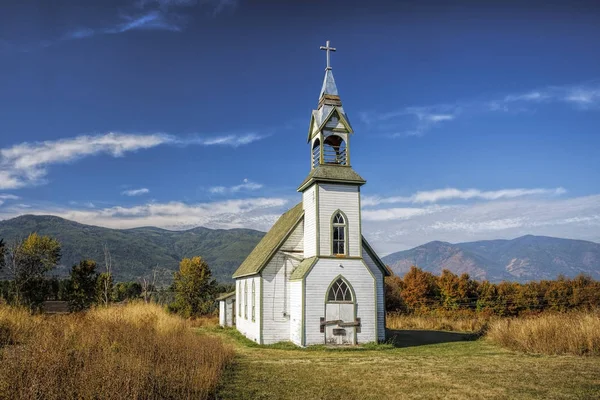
[219,41,389,346]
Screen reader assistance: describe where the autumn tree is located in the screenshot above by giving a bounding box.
[384,273,405,312]
[67,260,98,312]
[401,266,439,312]
[5,233,61,310]
[170,256,217,318]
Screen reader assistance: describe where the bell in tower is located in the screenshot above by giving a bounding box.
[308,40,354,170]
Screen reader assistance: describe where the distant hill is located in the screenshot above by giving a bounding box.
[382,235,600,282]
[3,215,598,284]
[0,215,264,283]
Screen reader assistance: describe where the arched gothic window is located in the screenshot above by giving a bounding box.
[244,281,248,319]
[251,280,256,322]
[327,277,353,302]
[332,212,346,255]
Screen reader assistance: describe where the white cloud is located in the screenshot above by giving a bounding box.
[0,197,289,232]
[122,188,150,196]
[0,132,265,190]
[361,194,600,255]
[209,178,263,194]
[362,187,565,206]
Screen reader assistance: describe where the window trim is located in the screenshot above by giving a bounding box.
[330,210,348,256]
[325,275,356,304]
[244,280,248,319]
[251,280,256,322]
[238,281,242,317]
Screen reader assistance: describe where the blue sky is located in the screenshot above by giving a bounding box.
[1,0,599,254]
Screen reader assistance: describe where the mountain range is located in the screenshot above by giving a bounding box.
[0,215,263,283]
[0,215,599,283]
[381,235,600,282]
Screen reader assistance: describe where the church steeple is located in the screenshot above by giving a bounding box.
[299,40,365,192]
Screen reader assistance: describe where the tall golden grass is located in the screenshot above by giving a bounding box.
[386,311,490,333]
[0,302,233,400]
[486,310,600,356]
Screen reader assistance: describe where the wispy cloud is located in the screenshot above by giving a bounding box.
[0,196,288,232]
[361,194,600,255]
[52,0,239,45]
[122,188,150,196]
[0,194,19,206]
[362,187,566,206]
[0,132,265,190]
[362,81,600,137]
[209,179,263,194]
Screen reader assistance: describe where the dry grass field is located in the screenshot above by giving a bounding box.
[487,311,600,356]
[203,312,600,400]
[0,303,233,400]
[3,304,599,400]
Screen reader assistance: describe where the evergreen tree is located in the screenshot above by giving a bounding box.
[68,260,98,312]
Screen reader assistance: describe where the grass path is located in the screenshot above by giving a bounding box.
[197,327,600,400]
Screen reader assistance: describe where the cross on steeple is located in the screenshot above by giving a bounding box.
[320,40,336,70]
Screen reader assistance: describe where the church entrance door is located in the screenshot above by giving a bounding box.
[324,277,356,345]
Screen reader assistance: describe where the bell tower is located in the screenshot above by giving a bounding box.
[299,41,366,259]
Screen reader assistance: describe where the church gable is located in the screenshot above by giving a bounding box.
[232,202,304,278]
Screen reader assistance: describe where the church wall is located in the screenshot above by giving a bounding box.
[302,185,317,257]
[261,223,303,344]
[317,184,361,257]
[304,258,377,345]
[235,276,261,343]
[289,280,303,345]
[362,250,386,342]
[219,301,226,326]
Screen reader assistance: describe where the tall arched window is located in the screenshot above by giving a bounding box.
[238,281,242,317]
[327,277,353,303]
[332,211,347,255]
[244,281,248,319]
[251,280,256,322]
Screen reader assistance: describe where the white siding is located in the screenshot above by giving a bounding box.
[318,184,360,257]
[219,301,226,326]
[289,280,303,346]
[261,224,303,344]
[302,185,317,258]
[362,249,385,342]
[236,276,261,342]
[304,258,377,345]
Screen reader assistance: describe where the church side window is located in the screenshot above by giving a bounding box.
[251,280,256,322]
[238,282,242,317]
[332,212,346,255]
[244,281,248,319]
[327,278,353,303]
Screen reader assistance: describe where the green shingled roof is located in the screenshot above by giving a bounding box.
[297,165,366,192]
[216,291,235,301]
[289,257,317,281]
[232,202,304,278]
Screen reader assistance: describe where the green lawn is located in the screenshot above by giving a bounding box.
[198,327,600,400]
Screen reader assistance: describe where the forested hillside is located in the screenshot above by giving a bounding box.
[0,215,264,282]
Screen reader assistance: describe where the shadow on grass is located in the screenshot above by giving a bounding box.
[199,325,480,352]
[386,329,480,348]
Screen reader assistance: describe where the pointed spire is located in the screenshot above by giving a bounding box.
[319,69,338,98]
